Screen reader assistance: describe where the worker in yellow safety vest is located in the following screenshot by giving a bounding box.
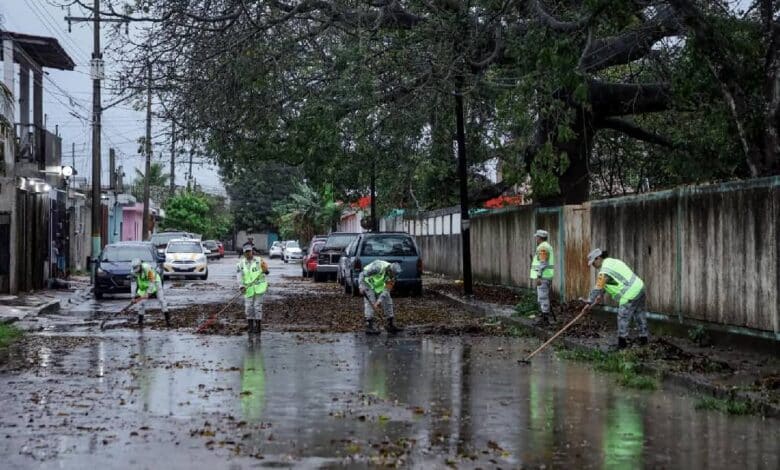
[130,258,169,327]
[530,229,555,325]
[237,245,269,335]
[358,260,403,335]
[586,248,649,349]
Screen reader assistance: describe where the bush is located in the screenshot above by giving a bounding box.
[0,324,22,348]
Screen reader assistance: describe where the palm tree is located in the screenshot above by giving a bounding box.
[132,163,170,201]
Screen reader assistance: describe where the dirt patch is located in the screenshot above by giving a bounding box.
[121,288,511,336]
[428,281,532,306]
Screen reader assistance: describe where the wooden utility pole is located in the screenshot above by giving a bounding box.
[90,0,102,278]
[169,122,176,196]
[141,60,152,240]
[65,0,126,280]
[187,145,194,191]
[370,155,377,232]
[455,92,473,296]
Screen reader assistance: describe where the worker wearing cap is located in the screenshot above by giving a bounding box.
[130,258,169,327]
[530,229,555,325]
[586,248,649,349]
[358,260,403,335]
[237,245,269,334]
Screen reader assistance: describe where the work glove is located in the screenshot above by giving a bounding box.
[239,286,246,293]
[535,279,542,287]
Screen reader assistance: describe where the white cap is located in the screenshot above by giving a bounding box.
[587,248,603,266]
[390,262,402,276]
[131,258,142,272]
[243,245,253,253]
[534,229,549,239]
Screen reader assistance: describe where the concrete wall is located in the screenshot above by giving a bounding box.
[392,177,779,335]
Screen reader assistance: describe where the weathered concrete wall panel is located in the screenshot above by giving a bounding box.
[563,205,591,302]
[394,177,778,334]
[679,182,778,331]
[590,193,678,314]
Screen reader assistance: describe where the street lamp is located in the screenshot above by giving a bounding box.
[61,165,74,179]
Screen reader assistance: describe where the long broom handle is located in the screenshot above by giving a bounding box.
[195,291,243,333]
[522,304,592,362]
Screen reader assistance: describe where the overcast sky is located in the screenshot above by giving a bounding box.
[0,0,225,196]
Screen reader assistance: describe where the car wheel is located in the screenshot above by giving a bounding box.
[202,269,209,280]
[94,290,104,300]
[412,283,423,297]
[302,269,307,278]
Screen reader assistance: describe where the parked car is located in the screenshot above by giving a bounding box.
[337,238,358,286]
[150,231,194,261]
[315,232,358,282]
[202,240,223,259]
[94,242,162,299]
[269,241,283,259]
[282,240,303,263]
[302,240,326,278]
[343,232,422,296]
[163,238,209,279]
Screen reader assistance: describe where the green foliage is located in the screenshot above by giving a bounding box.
[131,163,170,203]
[0,324,22,349]
[557,348,659,391]
[695,397,759,416]
[162,191,232,240]
[272,182,342,242]
[514,290,539,318]
[687,325,711,347]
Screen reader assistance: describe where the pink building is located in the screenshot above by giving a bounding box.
[122,203,145,241]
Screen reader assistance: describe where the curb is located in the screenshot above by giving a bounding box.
[428,288,780,418]
[37,300,61,316]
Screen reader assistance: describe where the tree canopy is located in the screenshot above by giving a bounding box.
[82,0,779,212]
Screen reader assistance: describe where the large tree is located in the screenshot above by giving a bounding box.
[80,0,779,205]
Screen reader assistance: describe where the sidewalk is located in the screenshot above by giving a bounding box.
[426,278,780,417]
[0,275,91,325]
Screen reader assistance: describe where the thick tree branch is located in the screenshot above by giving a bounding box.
[580,7,681,72]
[588,80,672,116]
[597,117,674,147]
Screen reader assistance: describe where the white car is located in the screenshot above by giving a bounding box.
[283,240,303,263]
[163,239,208,279]
[269,241,283,259]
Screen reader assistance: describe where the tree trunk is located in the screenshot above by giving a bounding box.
[537,109,594,205]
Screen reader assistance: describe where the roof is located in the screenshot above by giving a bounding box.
[2,31,76,70]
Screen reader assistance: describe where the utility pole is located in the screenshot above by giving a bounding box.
[455,92,473,296]
[187,145,194,191]
[370,155,377,232]
[65,2,127,279]
[169,122,176,196]
[141,60,152,240]
[108,148,116,189]
[71,142,76,170]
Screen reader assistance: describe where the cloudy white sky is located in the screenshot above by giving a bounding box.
[0,0,225,196]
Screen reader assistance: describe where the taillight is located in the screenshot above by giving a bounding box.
[417,258,423,275]
[354,258,362,271]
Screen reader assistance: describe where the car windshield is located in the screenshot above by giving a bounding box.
[272,242,282,248]
[311,242,325,253]
[151,233,186,246]
[361,236,417,256]
[203,241,217,249]
[102,246,154,262]
[324,234,356,249]
[167,242,202,253]
[286,241,300,249]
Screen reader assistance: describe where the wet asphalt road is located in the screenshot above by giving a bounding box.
[0,257,778,469]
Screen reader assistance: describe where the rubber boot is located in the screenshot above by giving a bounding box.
[617,337,628,350]
[247,320,254,335]
[255,319,262,334]
[638,336,648,346]
[534,314,549,327]
[365,319,380,335]
[164,312,171,328]
[385,317,402,334]
[137,314,144,328]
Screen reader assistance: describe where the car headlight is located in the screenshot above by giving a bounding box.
[96,267,107,276]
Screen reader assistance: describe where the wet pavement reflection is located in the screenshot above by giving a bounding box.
[1,331,777,469]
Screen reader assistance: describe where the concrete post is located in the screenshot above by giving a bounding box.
[33,69,43,129]
[2,39,13,98]
[19,64,29,126]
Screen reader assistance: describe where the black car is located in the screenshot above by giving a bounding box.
[315,232,358,282]
[94,242,162,299]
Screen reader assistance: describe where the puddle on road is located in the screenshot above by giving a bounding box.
[0,332,777,469]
